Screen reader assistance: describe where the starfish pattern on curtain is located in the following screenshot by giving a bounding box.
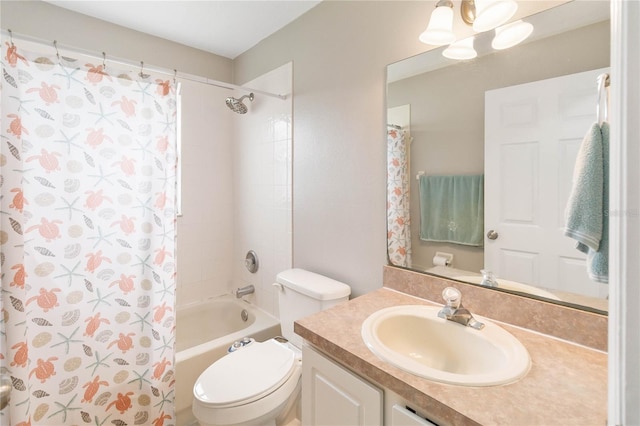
[1,40,178,426]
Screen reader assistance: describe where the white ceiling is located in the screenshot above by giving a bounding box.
[44,1,322,59]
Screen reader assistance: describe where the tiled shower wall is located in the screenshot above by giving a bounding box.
[176,63,292,313]
[232,63,293,317]
[176,80,235,306]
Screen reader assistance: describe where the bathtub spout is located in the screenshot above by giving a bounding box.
[235,285,255,298]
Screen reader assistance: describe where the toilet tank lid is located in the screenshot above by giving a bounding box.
[276,269,351,300]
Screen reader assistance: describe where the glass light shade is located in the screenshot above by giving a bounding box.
[492,20,534,50]
[419,5,455,46]
[472,0,518,32]
[442,37,477,60]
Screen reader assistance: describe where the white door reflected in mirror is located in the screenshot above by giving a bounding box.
[484,68,610,301]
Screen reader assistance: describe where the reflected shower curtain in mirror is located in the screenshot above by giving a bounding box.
[387,128,412,267]
[1,41,178,425]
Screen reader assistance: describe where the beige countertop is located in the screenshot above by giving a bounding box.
[294,287,607,426]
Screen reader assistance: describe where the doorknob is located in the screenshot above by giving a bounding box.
[487,230,499,240]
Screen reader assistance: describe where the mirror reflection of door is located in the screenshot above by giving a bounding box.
[386,0,610,312]
[485,68,610,301]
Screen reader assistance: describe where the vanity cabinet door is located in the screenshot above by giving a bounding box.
[302,343,383,426]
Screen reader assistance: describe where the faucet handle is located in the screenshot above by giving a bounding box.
[480,269,498,287]
[442,287,461,309]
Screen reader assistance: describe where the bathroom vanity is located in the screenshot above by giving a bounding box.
[295,266,607,425]
[302,343,384,425]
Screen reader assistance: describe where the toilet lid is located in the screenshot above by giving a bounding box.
[193,339,297,407]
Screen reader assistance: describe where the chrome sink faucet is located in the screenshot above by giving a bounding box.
[437,287,485,330]
[480,269,498,287]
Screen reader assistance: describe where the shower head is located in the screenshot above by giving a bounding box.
[225,93,254,114]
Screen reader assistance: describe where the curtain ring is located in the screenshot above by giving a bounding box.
[173,69,177,84]
[53,40,60,61]
[102,52,106,69]
[139,61,148,78]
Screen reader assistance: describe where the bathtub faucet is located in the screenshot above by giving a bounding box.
[235,285,255,298]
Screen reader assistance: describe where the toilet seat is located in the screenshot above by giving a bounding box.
[193,339,299,408]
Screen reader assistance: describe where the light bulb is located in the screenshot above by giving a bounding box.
[419,3,455,46]
[443,37,477,60]
[492,20,534,50]
[473,0,518,32]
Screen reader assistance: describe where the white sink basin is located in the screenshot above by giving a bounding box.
[454,276,561,301]
[361,305,530,386]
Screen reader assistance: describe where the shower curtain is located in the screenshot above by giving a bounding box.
[387,128,412,267]
[1,41,178,425]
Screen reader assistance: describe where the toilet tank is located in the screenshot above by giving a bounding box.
[275,269,351,348]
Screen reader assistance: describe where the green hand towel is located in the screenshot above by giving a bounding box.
[419,175,484,247]
[564,122,609,284]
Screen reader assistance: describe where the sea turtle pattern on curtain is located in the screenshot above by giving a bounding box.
[1,40,178,426]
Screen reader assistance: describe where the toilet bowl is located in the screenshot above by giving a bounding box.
[192,269,351,426]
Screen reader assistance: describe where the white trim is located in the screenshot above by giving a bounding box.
[608,0,640,424]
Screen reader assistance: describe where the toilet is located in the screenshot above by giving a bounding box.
[192,269,351,426]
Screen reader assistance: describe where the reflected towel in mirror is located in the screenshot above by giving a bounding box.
[419,175,484,247]
[564,122,609,284]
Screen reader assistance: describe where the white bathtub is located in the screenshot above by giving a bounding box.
[175,295,281,424]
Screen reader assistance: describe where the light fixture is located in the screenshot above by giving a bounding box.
[472,0,518,32]
[420,0,518,45]
[491,20,533,50]
[419,0,528,60]
[419,0,455,46]
[442,36,477,60]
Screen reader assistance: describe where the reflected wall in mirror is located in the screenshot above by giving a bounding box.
[386,1,610,313]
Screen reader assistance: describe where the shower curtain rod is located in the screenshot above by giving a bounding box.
[1,29,288,100]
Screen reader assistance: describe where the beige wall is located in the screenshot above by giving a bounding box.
[234,1,428,296]
[1,0,232,81]
[233,1,565,296]
[388,21,610,273]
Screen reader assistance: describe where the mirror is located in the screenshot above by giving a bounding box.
[386,1,610,313]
